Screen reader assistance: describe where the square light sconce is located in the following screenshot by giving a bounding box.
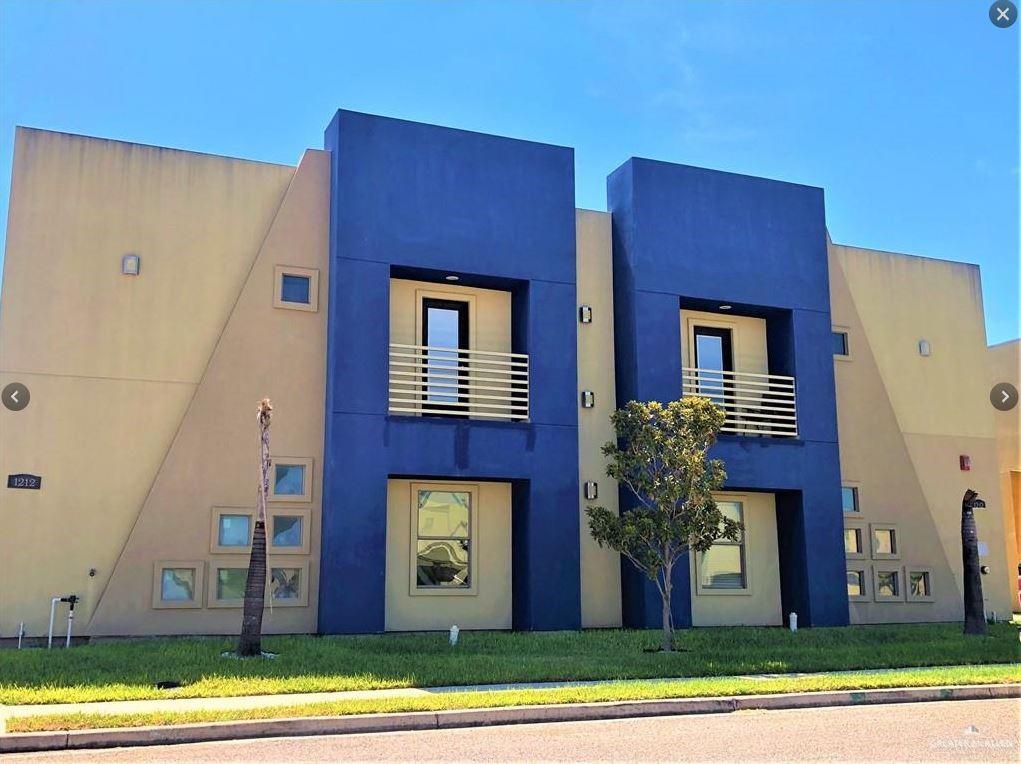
[584,481,598,500]
[918,339,931,357]
[579,305,593,323]
[121,254,140,275]
[581,390,595,408]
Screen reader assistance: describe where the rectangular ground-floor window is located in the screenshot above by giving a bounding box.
[846,566,871,601]
[843,524,866,559]
[270,563,309,606]
[906,567,934,602]
[873,567,904,602]
[695,501,746,593]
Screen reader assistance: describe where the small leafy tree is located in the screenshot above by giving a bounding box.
[587,397,738,652]
[238,398,273,657]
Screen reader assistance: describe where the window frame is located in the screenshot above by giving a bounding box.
[409,481,479,597]
[841,484,860,514]
[152,560,205,609]
[209,507,255,554]
[268,561,310,607]
[273,266,319,312]
[269,507,312,554]
[846,563,871,602]
[872,566,905,602]
[694,496,750,597]
[843,520,867,560]
[208,559,249,608]
[832,326,851,360]
[268,456,314,503]
[870,523,901,560]
[905,566,935,603]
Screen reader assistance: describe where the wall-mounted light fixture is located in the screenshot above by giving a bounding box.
[581,390,595,408]
[959,455,971,471]
[444,274,460,282]
[579,305,592,323]
[718,304,732,311]
[121,254,140,276]
[584,481,598,500]
[919,339,931,357]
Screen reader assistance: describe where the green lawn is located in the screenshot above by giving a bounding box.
[1,623,1017,706]
[7,665,1020,733]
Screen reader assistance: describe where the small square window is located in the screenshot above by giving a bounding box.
[216,568,247,602]
[152,561,204,608]
[272,515,303,548]
[269,566,307,606]
[906,568,935,602]
[268,457,313,502]
[846,570,865,597]
[274,266,319,312]
[844,527,862,555]
[873,567,904,602]
[218,514,251,547]
[841,486,859,513]
[833,331,849,357]
[280,274,311,305]
[871,524,900,559]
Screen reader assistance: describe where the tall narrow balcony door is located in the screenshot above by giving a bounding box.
[693,326,734,406]
[422,298,470,416]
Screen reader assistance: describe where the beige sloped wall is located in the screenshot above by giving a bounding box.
[576,210,622,627]
[987,340,1020,610]
[0,129,295,637]
[86,149,330,636]
[830,243,1012,622]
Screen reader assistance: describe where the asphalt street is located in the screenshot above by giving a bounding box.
[8,698,1019,762]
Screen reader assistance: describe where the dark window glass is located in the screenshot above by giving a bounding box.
[281,274,311,304]
[832,331,849,356]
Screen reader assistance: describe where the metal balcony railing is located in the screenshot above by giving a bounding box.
[681,367,798,437]
[388,343,529,421]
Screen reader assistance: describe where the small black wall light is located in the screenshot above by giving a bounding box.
[584,481,598,500]
[579,305,593,323]
[581,390,595,408]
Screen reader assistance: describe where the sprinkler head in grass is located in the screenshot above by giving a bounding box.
[449,624,460,646]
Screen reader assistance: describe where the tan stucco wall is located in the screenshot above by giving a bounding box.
[84,149,330,636]
[680,310,768,375]
[576,210,622,627]
[385,479,512,631]
[690,492,781,627]
[987,340,1020,609]
[0,129,301,637]
[830,243,1012,622]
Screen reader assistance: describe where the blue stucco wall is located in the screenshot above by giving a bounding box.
[608,158,849,628]
[319,111,580,633]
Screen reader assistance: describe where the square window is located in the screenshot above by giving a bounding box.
[273,266,319,312]
[841,486,859,513]
[280,274,310,305]
[216,568,247,601]
[871,524,900,559]
[274,464,306,496]
[268,457,313,502]
[161,568,196,602]
[832,331,849,357]
[876,570,899,598]
[217,514,251,547]
[906,568,934,602]
[846,570,866,597]
[272,515,303,548]
[270,567,303,603]
[153,561,204,608]
[844,527,862,555]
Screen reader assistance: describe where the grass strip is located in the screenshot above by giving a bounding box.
[7,664,1019,733]
[2,623,1018,706]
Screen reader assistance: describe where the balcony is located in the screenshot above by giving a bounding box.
[681,367,797,437]
[388,343,529,421]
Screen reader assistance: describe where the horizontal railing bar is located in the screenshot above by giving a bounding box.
[681,375,795,391]
[389,406,526,421]
[723,410,798,422]
[390,362,528,379]
[389,397,530,412]
[390,371,529,392]
[390,352,529,370]
[721,427,798,437]
[682,390,795,410]
[682,367,795,382]
[390,343,529,361]
[390,389,530,404]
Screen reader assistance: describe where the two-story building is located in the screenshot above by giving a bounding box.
[0,110,1014,638]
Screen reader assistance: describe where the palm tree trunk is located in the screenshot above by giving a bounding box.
[961,491,987,636]
[238,399,272,657]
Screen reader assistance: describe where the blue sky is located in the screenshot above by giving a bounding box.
[1,0,1017,342]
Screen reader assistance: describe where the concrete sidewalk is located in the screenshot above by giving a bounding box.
[2,663,1017,725]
